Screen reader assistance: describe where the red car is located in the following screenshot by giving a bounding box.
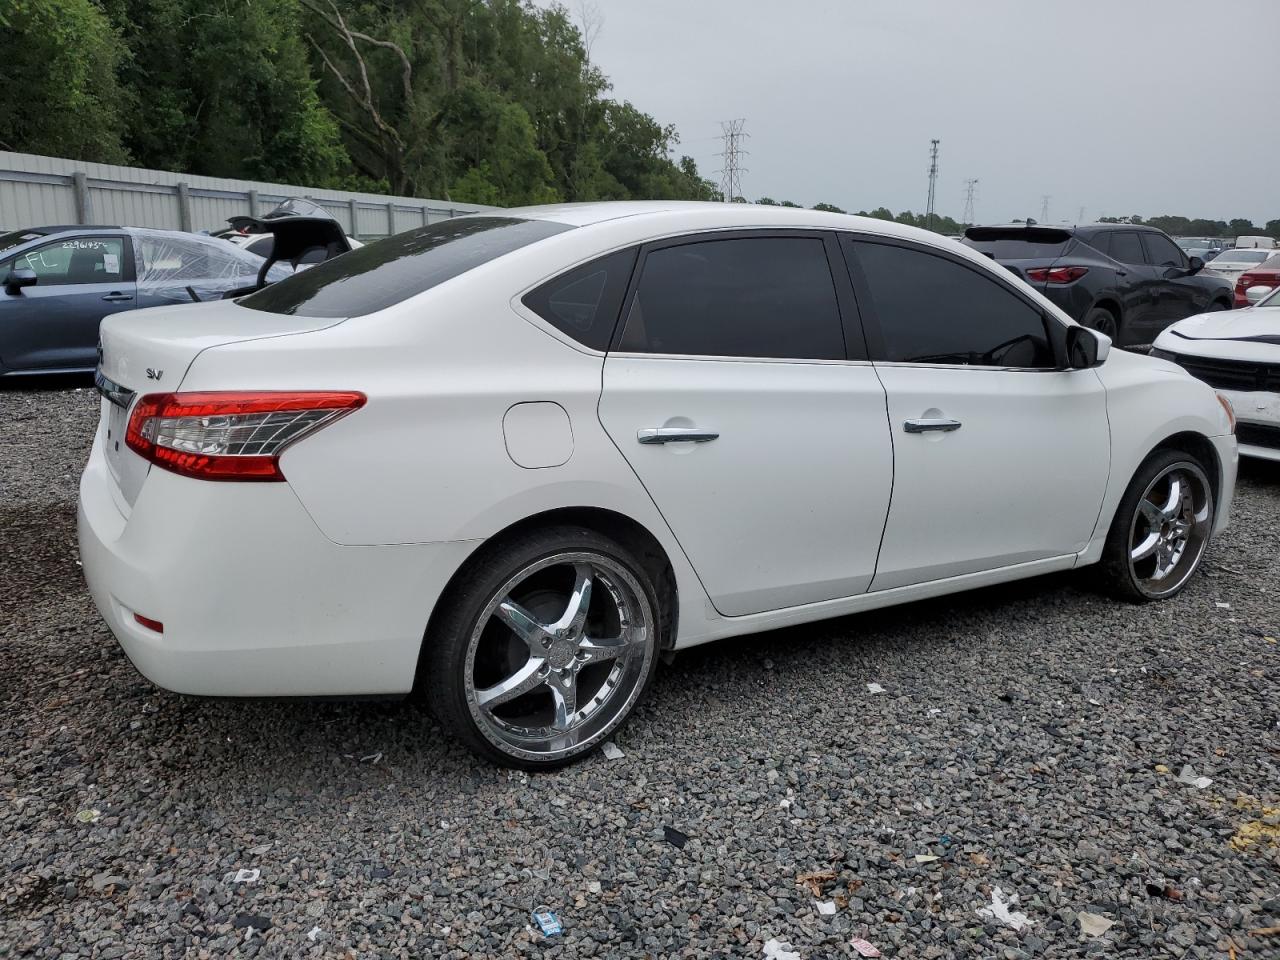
[1234,252,1280,307]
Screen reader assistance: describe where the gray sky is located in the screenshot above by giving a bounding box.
[549,0,1279,225]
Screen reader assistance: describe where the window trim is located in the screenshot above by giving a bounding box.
[7,233,135,287]
[839,233,1069,371]
[609,228,869,363]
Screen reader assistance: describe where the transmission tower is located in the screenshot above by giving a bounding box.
[961,178,979,226]
[1077,205,1086,224]
[925,139,940,230]
[1040,195,1051,223]
[716,119,748,202]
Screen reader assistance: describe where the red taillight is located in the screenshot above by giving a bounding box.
[1025,266,1089,284]
[125,391,366,482]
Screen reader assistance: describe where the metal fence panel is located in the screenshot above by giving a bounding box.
[0,151,493,238]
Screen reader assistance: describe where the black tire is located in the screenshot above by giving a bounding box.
[423,525,661,769]
[1096,447,1215,603]
[1207,301,1229,312]
[1083,306,1120,342]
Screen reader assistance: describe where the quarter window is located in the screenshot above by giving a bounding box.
[522,247,638,351]
[850,240,1053,368]
[12,237,124,285]
[1108,231,1146,265]
[619,236,845,360]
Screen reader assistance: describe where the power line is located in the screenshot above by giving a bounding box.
[962,178,979,226]
[1040,194,1051,223]
[925,139,940,231]
[716,119,748,203]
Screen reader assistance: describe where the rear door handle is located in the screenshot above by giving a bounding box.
[637,427,719,444]
[904,418,962,434]
[102,293,133,302]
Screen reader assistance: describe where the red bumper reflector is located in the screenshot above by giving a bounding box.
[134,613,164,633]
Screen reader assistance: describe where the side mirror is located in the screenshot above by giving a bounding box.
[1066,324,1110,368]
[1187,255,1204,273]
[1245,284,1275,305]
[4,268,37,294]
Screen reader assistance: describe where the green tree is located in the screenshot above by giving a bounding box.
[0,0,130,162]
[103,0,348,185]
[1228,218,1258,236]
[812,202,846,214]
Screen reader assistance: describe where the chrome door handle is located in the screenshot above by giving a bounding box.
[904,418,962,434]
[637,427,719,444]
[101,293,133,302]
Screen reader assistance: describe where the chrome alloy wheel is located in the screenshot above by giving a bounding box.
[1127,461,1213,598]
[463,551,655,761]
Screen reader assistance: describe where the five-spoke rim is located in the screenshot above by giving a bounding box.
[1127,462,1212,598]
[463,551,653,759]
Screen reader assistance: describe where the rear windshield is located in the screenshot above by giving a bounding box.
[1216,250,1272,265]
[962,227,1073,259]
[238,216,572,317]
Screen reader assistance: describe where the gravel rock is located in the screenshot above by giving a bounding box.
[2,382,1278,958]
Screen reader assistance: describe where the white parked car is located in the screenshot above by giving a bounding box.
[79,203,1238,767]
[1203,247,1277,285]
[1152,283,1280,462]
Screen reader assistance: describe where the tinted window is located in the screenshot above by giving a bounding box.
[1142,232,1186,268]
[522,247,637,351]
[1085,233,1111,257]
[14,237,124,285]
[851,241,1053,368]
[619,236,845,360]
[240,217,572,317]
[1108,232,1146,264]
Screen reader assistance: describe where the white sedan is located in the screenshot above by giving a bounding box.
[1202,247,1276,286]
[1152,283,1280,462]
[79,202,1238,767]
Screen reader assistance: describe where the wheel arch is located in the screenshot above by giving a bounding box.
[1091,296,1122,325]
[1145,430,1223,508]
[416,506,680,695]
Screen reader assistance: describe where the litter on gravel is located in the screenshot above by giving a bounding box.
[815,900,837,915]
[74,808,100,824]
[1078,911,1115,937]
[663,825,689,848]
[231,868,260,884]
[532,907,562,936]
[849,937,882,958]
[866,682,886,694]
[762,938,802,960]
[601,741,625,760]
[1177,764,1213,789]
[976,887,1033,931]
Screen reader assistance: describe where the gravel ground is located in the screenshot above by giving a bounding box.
[2,382,1278,960]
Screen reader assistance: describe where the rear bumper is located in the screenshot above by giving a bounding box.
[78,434,479,696]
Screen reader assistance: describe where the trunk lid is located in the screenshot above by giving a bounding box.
[96,300,345,509]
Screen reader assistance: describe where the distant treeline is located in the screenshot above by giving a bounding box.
[0,0,717,205]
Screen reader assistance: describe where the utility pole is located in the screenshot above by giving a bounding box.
[1040,195,1051,223]
[925,139,940,231]
[962,178,979,226]
[716,119,748,203]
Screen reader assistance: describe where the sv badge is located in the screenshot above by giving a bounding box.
[146,368,164,381]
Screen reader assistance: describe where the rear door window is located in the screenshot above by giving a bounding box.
[1085,233,1111,257]
[239,217,572,318]
[618,235,846,360]
[1108,232,1146,265]
[848,239,1053,368]
[522,247,638,351]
